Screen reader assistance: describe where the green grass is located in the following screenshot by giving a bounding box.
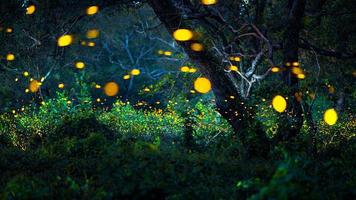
[0,97,355,199]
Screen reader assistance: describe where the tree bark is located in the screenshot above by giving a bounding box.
[148,0,270,155]
[275,0,306,142]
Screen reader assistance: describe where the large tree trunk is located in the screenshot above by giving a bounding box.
[275,0,306,142]
[148,0,270,155]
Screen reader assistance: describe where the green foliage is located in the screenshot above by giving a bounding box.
[0,95,355,199]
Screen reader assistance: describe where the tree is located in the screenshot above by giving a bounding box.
[147,0,356,154]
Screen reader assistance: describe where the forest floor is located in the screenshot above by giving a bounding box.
[0,104,355,199]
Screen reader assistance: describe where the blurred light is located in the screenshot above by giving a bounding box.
[194,77,212,94]
[57,35,73,47]
[6,53,15,61]
[272,95,287,113]
[75,61,85,69]
[191,43,204,52]
[26,5,36,15]
[131,69,140,76]
[173,29,193,41]
[324,108,338,125]
[86,29,100,39]
[104,82,119,97]
[180,66,190,72]
[86,6,99,15]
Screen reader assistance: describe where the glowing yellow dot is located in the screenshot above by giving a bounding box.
[234,57,241,62]
[104,82,119,97]
[189,68,197,73]
[229,65,238,72]
[96,98,101,102]
[297,74,305,79]
[201,0,218,5]
[57,35,73,47]
[6,53,15,61]
[29,80,40,93]
[271,67,280,72]
[191,43,204,51]
[75,61,85,69]
[87,41,96,47]
[292,62,299,67]
[86,29,100,39]
[15,78,19,82]
[272,95,287,113]
[67,100,72,105]
[86,6,99,15]
[194,77,212,94]
[173,29,194,41]
[190,90,196,94]
[131,69,140,76]
[291,67,304,75]
[26,5,36,15]
[143,88,150,92]
[164,51,172,56]
[5,28,13,33]
[323,108,338,125]
[25,88,30,93]
[123,75,131,80]
[180,66,190,72]
[58,83,64,89]
[285,62,291,67]
[95,84,101,89]
[81,41,87,46]
[230,96,235,99]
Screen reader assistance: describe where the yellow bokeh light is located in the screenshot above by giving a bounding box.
[86,29,100,39]
[57,35,73,47]
[201,0,218,5]
[5,28,13,33]
[58,83,64,89]
[123,75,131,80]
[87,41,96,47]
[143,88,150,92]
[131,69,140,76]
[189,68,197,73]
[292,62,300,67]
[75,61,85,69]
[95,84,101,89]
[323,108,338,125]
[6,53,15,61]
[234,57,241,62]
[173,29,194,41]
[86,6,99,15]
[23,71,29,77]
[26,5,36,15]
[191,43,204,51]
[272,95,287,113]
[292,67,304,75]
[229,65,238,72]
[297,74,305,79]
[25,88,30,93]
[194,77,212,94]
[180,66,190,72]
[104,82,119,97]
[29,80,40,93]
[271,67,280,72]
[164,51,172,56]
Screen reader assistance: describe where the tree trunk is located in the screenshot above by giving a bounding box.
[275,0,306,142]
[148,0,270,155]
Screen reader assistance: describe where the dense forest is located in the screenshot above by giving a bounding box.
[0,0,355,199]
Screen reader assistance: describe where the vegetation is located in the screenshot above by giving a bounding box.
[0,0,355,199]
